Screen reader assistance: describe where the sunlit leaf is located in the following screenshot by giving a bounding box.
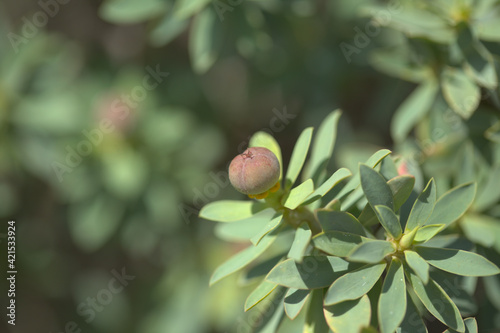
[427,182,476,227]
[284,179,315,209]
[245,280,278,311]
[251,213,283,246]
[200,200,265,222]
[303,168,351,205]
[284,288,310,320]
[316,211,368,236]
[379,258,406,333]
[312,231,372,257]
[324,295,371,333]
[404,250,429,284]
[375,205,402,239]
[288,222,312,263]
[285,127,313,190]
[348,240,395,264]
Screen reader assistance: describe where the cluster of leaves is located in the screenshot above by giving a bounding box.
[201,110,500,332]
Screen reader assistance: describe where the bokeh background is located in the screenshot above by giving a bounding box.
[1,0,500,332]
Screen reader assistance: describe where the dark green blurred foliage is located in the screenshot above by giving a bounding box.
[1,0,500,332]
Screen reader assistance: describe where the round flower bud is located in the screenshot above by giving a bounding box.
[229,147,280,195]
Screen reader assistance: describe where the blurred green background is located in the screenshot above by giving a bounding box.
[1,0,500,332]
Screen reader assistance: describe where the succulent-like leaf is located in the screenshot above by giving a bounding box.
[407,272,464,332]
[414,224,446,243]
[210,231,279,285]
[303,168,351,205]
[426,182,476,227]
[388,175,416,212]
[391,80,438,142]
[442,317,478,333]
[288,222,312,263]
[200,200,265,222]
[398,295,428,333]
[312,231,372,257]
[251,213,283,246]
[379,258,406,333]
[285,127,313,190]
[441,66,480,119]
[415,247,500,276]
[284,179,315,209]
[404,250,430,284]
[266,256,357,289]
[324,295,371,333]
[324,263,386,305]
[214,208,276,241]
[284,288,310,320]
[360,164,394,211]
[245,280,278,311]
[188,8,222,74]
[461,214,500,251]
[316,211,367,236]
[405,178,436,231]
[375,205,402,239]
[303,110,341,185]
[348,240,395,264]
[305,289,330,333]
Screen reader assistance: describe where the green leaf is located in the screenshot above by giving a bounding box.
[388,175,416,212]
[249,131,283,179]
[316,211,367,236]
[399,295,428,333]
[443,317,478,333]
[474,166,500,211]
[266,256,356,289]
[245,280,278,311]
[99,0,165,23]
[284,288,310,320]
[441,67,480,119]
[426,182,476,227]
[408,272,464,332]
[284,179,315,209]
[214,208,276,241]
[375,205,402,239]
[303,110,341,185]
[312,231,372,257]
[285,127,313,190]
[378,258,406,333]
[457,23,497,89]
[348,240,395,264]
[324,263,386,305]
[252,287,286,333]
[414,224,445,243]
[405,178,436,231]
[360,164,394,211]
[189,9,222,74]
[174,0,211,19]
[461,214,500,251]
[150,11,189,47]
[415,247,500,276]
[288,222,312,263]
[210,231,278,285]
[200,200,265,222]
[405,250,430,284]
[251,214,283,246]
[302,168,351,205]
[392,80,439,142]
[324,295,371,333]
[305,289,330,333]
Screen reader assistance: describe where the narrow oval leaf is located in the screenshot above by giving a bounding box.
[245,280,278,311]
[324,263,386,305]
[324,295,371,333]
[284,288,310,320]
[189,9,221,74]
[210,231,278,285]
[360,164,394,211]
[251,213,283,246]
[414,224,445,243]
[474,166,500,211]
[399,295,428,333]
[305,289,330,333]
[284,179,315,209]
[266,256,356,289]
[312,231,372,257]
[405,250,429,284]
[461,214,500,249]
[379,258,406,333]
[303,168,351,205]
[388,175,416,212]
[415,247,500,276]
[408,272,464,332]
[288,222,312,263]
[214,208,276,241]
[405,178,436,232]
[316,210,367,236]
[441,67,480,119]
[200,200,265,222]
[427,182,476,227]
[348,240,395,264]
[391,80,438,142]
[443,317,478,333]
[303,110,341,185]
[249,131,283,179]
[285,127,313,190]
[375,205,402,239]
